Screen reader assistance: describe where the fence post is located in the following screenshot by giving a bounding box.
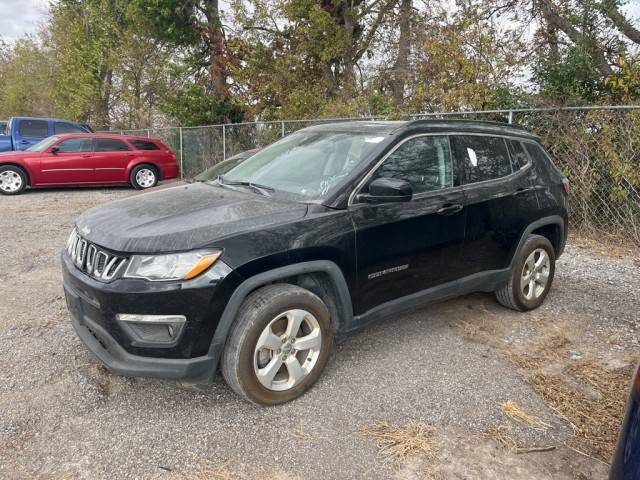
[179,127,184,179]
[508,110,513,124]
[146,129,151,138]
[222,124,226,162]
[281,121,285,137]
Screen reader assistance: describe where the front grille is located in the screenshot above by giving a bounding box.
[66,229,127,281]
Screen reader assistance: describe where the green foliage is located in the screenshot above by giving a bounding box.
[161,84,244,126]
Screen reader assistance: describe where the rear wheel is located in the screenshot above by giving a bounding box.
[0,165,27,195]
[221,284,333,405]
[495,234,555,311]
[130,164,158,190]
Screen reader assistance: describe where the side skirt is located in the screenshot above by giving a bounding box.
[342,269,510,336]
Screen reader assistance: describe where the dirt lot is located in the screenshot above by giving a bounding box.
[1,187,639,479]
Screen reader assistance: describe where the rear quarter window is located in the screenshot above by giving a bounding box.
[19,120,48,138]
[130,139,160,150]
[507,140,531,170]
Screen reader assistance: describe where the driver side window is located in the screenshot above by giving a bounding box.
[370,136,452,195]
[57,138,93,153]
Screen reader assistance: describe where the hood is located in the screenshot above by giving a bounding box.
[76,182,308,253]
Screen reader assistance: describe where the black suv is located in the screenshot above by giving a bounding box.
[62,120,568,405]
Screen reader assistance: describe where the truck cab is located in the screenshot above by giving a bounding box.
[0,117,91,152]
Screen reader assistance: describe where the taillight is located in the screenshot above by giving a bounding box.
[561,178,569,195]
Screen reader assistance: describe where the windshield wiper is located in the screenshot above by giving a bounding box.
[218,176,274,196]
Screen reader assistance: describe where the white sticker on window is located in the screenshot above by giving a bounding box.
[467,147,478,167]
[365,137,385,143]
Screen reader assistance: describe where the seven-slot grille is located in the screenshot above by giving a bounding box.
[66,229,127,281]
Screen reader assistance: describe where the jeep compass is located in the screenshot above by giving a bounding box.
[62,120,568,405]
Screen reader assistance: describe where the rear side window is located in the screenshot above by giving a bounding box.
[19,120,48,138]
[57,138,93,153]
[95,138,131,152]
[130,139,160,150]
[452,135,512,184]
[507,140,531,170]
[54,122,86,134]
[370,135,452,194]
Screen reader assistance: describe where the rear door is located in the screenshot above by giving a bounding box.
[14,119,50,150]
[38,137,94,184]
[350,134,467,314]
[93,137,134,183]
[452,134,538,276]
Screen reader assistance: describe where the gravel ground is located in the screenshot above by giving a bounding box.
[1,187,639,479]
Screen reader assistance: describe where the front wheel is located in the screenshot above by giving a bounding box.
[130,164,158,190]
[221,284,333,405]
[0,165,27,195]
[495,234,556,311]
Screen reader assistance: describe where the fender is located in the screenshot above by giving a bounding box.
[205,260,354,370]
[508,215,566,268]
[125,159,159,180]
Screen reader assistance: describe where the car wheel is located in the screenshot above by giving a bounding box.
[0,165,27,195]
[221,283,333,405]
[495,234,556,311]
[130,164,158,190]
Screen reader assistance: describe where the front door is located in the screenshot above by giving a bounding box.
[350,134,467,315]
[38,137,94,184]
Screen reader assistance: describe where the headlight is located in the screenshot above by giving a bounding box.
[124,250,222,281]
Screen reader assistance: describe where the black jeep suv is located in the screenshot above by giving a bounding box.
[62,120,568,405]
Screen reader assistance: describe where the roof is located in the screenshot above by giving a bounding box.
[48,133,161,141]
[300,119,538,139]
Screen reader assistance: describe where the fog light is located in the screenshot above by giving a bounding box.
[116,314,186,346]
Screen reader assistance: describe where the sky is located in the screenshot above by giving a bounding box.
[0,0,639,43]
[0,0,49,42]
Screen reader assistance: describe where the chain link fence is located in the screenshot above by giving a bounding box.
[111,106,640,245]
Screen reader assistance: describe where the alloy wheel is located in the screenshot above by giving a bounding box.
[253,309,322,391]
[520,248,551,300]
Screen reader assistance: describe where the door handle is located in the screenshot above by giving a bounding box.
[436,204,463,216]
[514,187,533,196]
[20,140,29,144]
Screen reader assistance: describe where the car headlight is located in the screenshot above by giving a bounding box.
[123,250,222,281]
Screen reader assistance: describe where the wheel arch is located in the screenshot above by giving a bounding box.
[126,160,160,180]
[0,161,31,186]
[510,215,566,268]
[207,260,354,368]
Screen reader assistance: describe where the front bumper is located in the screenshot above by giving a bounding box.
[62,252,237,382]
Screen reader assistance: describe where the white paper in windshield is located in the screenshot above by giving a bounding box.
[364,137,385,143]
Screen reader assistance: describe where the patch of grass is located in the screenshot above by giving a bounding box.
[527,360,633,461]
[500,400,551,430]
[359,421,438,463]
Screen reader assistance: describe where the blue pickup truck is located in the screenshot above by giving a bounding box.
[0,117,92,152]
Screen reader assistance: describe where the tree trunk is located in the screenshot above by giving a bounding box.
[391,0,411,106]
[203,0,229,99]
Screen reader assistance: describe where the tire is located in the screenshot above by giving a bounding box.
[495,234,556,312]
[130,164,158,190]
[221,283,334,405]
[0,165,27,195]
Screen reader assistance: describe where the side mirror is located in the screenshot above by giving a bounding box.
[50,146,60,154]
[356,177,413,203]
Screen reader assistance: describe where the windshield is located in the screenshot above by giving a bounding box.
[26,136,60,152]
[222,131,386,199]
[196,151,254,182]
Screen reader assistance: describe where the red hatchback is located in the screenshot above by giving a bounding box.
[0,134,179,195]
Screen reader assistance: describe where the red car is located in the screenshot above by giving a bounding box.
[0,134,179,195]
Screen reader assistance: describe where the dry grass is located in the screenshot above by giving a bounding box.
[527,360,634,461]
[359,421,438,463]
[500,400,551,430]
[485,425,520,451]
